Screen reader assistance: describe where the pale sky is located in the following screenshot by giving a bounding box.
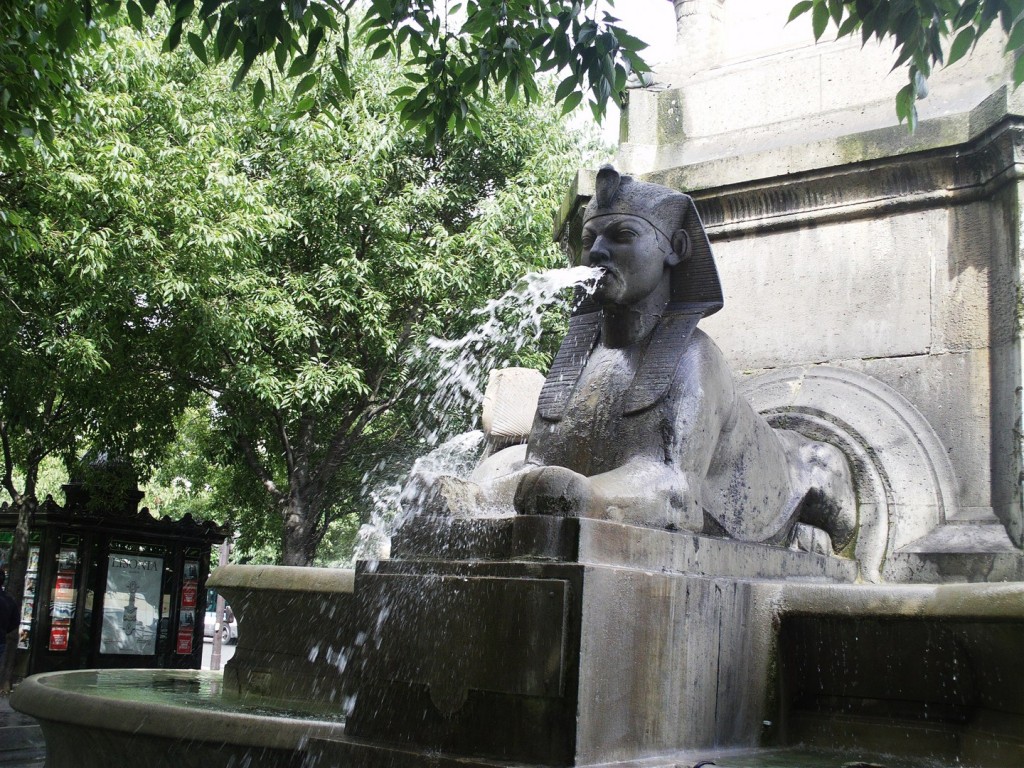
[594,0,678,144]
[606,0,677,67]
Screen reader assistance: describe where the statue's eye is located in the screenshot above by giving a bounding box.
[612,227,638,242]
[581,234,595,249]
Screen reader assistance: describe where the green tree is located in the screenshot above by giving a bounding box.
[4,18,591,570]
[174,48,590,565]
[791,0,1024,129]
[0,27,283,686]
[1,0,648,156]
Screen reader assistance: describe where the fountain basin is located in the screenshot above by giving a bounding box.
[9,668,345,768]
[12,561,1024,768]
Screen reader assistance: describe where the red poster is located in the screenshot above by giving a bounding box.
[54,573,74,601]
[49,626,69,651]
[181,581,197,609]
[176,627,193,655]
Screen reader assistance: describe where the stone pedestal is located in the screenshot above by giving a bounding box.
[336,516,853,766]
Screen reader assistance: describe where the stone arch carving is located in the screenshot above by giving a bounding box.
[739,365,959,583]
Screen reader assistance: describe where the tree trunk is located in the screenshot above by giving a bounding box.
[1,495,35,693]
[280,492,322,567]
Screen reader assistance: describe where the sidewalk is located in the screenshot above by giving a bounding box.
[0,695,44,767]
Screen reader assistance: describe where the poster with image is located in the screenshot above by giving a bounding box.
[54,573,75,602]
[49,625,69,651]
[100,554,163,655]
[57,548,78,571]
[20,598,33,623]
[176,627,193,655]
[181,580,197,609]
[18,625,30,650]
[27,547,39,571]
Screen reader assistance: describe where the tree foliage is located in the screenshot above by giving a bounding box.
[791,0,1024,129]
[175,45,590,565]
[0,0,647,156]
[4,22,592,566]
[0,24,284,682]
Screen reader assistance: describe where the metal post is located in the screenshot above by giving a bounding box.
[209,539,229,671]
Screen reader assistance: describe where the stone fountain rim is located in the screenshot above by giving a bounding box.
[208,563,355,594]
[10,669,345,749]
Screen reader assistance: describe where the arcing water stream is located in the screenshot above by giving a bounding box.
[353,265,601,561]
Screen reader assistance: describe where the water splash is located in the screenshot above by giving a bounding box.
[353,265,601,561]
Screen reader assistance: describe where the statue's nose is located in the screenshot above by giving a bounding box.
[588,236,611,263]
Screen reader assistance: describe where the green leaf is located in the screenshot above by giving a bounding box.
[827,0,842,25]
[788,0,814,23]
[187,32,209,64]
[1007,21,1024,52]
[812,1,830,40]
[1014,50,1024,86]
[895,81,915,124]
[293,72,317,98]
[164,20,184,52]
[253,77,266,108]
[836,13,859,37]
[612,29,649,52]
[555,74,576,102]
[38,120,55,146]
[948,26,975,65]
[365,27,391,48]
[126,1,144,30]
[231,57,254,89]
[307,26,325,57]
[287,55,313,77]
[560,90,582,114]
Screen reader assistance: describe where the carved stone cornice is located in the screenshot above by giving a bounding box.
[655,118,1024,239]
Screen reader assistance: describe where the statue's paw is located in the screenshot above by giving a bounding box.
[790,523,835,556]
[402,475,482,518]
[513,466,592,518]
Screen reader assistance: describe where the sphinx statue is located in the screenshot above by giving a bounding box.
[429,166,856,554]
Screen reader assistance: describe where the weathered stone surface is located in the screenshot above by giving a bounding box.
[629,1,1011,177]
[392,515,857,582]
[702,211,938,367]
[558,101,1024,556]
[208,565,356,706]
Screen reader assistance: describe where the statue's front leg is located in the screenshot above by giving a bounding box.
[513,466,594,518]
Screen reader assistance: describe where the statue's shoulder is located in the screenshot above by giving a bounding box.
[666,326,734,404]
[679,327,727,369]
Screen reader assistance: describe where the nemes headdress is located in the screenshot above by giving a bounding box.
[536,166,723,420]
[583,165,723,314]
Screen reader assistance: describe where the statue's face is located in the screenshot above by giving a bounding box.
[581,214,674,306]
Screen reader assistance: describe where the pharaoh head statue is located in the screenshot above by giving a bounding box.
[580,165,723,317]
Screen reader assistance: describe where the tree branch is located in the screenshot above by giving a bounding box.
[236,434,284,503]
[0,420,18,502]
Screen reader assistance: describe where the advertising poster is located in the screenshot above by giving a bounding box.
[100,554,163,655]
[176,627,193,655]
[49,625,69,651]
[181,580,197,609]
[54,573,75,602]
[57,548,78,571]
